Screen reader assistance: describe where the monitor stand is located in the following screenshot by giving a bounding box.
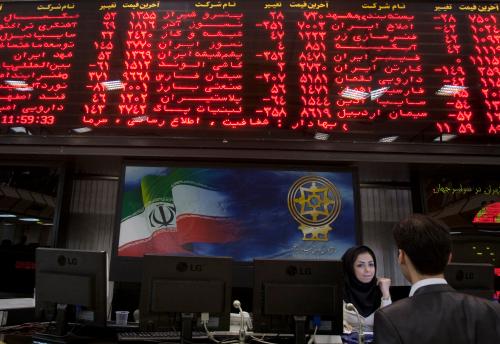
[32,304,96,344]
[181,312,194,344]
[294,315,307,344]
[54,304,69,336]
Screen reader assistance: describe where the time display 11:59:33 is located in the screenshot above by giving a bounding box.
[1,115,56,125]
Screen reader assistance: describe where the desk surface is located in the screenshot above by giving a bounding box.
[4,334,344,344]
[2,324,343,344]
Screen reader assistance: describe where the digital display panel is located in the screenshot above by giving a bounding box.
[0,0,499,143]
[117,165,357,260]
[422,167,499,229]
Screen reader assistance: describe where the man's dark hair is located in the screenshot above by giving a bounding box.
[393,214,451,275]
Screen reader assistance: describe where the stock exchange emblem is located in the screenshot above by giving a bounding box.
[287,176,341,241]
[148,202,176,229]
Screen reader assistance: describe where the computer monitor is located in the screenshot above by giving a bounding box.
[0,246,36,297]
[139,254,232,341]
[389,286,411,302]
[35,248,108,338]
[253,259,343,344]
[445,262,495,300]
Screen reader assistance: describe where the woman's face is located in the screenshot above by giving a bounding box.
[353,252,376,283]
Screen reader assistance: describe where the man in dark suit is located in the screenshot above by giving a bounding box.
[374,214,500,344]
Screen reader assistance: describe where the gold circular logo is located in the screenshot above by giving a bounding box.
[287,176,341,241]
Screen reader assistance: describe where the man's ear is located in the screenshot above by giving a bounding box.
[398,249,405,265]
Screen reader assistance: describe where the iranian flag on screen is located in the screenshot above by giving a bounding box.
[118,169,240,256]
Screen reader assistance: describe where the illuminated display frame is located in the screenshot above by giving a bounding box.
[0,0,499,147]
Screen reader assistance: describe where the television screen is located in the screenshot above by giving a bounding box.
[115,164,358,263]
[418,165,499,271]
[421,166,500,229]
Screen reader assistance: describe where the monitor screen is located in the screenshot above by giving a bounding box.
[417,165,499,269]
[445,262,495,299]
[0,246,36,297]
[253,259,343,338]
[35,248,108,333]
[139,254,232,335]
[419,165,499,230]
[111,163,358,282]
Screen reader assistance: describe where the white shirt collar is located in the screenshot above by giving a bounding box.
[409,278,447,297]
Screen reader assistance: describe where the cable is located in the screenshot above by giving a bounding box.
[307,326,318,344]
[249,335,279,344]
[203,321,221,343]
[0,321,48,333]
[202,319,239,344]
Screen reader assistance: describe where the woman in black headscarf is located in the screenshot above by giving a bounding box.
[342,245,392,332]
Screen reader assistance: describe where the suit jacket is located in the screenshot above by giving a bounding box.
[374,284,500,344]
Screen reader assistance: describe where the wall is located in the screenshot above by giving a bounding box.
[358,162,413,285]
[63,156,121,255]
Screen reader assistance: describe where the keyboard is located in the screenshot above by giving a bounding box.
[117,331,208,342]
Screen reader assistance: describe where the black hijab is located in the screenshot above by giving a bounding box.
[341,245,382,317]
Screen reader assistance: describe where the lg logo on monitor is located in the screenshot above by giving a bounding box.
[176,262,202,272]
[57,255,78,266]
[286,265,311,276]
[456,270,474,281]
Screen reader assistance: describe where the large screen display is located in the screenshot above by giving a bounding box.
[0,0,499,143]
[422,169,499,228]
[117,165,357,261]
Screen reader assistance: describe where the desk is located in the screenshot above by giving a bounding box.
[0,326,344,344]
